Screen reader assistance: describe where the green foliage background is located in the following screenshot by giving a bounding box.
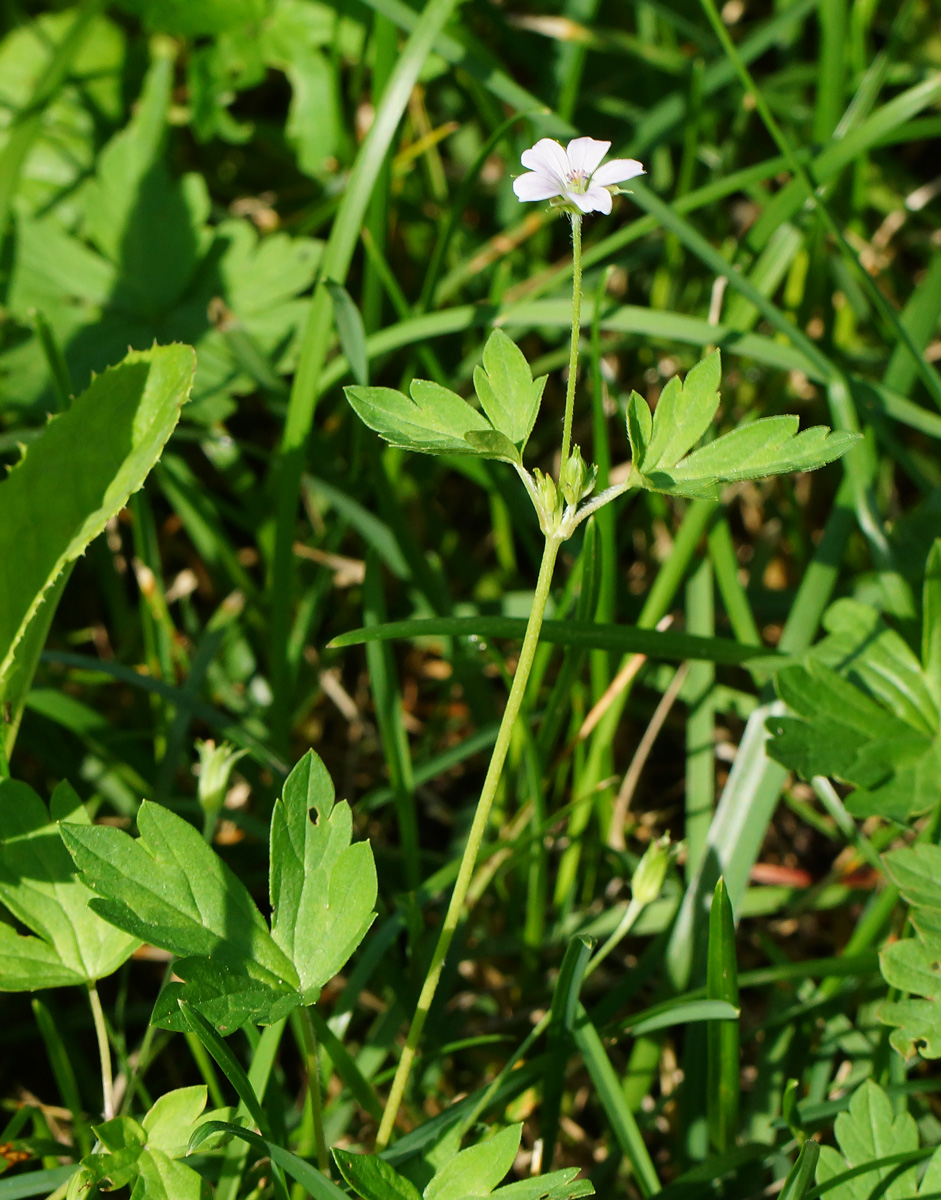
[0,0,940,1196]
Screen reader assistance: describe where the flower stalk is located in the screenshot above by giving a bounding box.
[375,532,563,1150]
[560,214,582,467]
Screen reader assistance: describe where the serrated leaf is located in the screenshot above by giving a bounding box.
[473,329,545,448]
[648,420,859,498]
[820,599,939,733]
[464,429,522,463]
[0,344,195,761]
[879,844,941,1058]
[0,779,139,990]
[270,752,378,997]
[62,751,376,1035]
[60,799,299,990]
[346,380,492,457]
[151,956,302,1032]
[424,1125,522,1200]
[642,351,721,473]
[334,1149,423,1200]
[767,602,941,822]
[492,1169,594,1200]
[814,1080,919,1199]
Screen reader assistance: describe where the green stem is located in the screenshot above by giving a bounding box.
[375,533,563,1150]
[559,214,583,466]
[87,983,114,1120]
[299,1007,329,1174]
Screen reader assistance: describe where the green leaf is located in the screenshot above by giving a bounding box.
[642,351,721,474]
[269,752,378,999]
[131,1149,204,1200]
[424,1126,522,1200]
[472,329,546,448]
[879,844,941,1058]
[60,798,299,991]
[61,751,376,1033]
[141,1086,208,1158]
[118,0,267,37]
[779,1142,818,1200]
[326,280,369,386]
[334,1150,423,1200]
[464,429,522,464]
[624,353,858,498]
[923,540,941,711]
[707,878,740,1155]
[0,779,139,990]
[65,1092,210,1200]
[345,379,492,457]
[626,391,652,468]
[0,344,195,761]
[152,956,303,1034]
[491,1171,594,1200]
[648,419,859,498]
[814,1080,919,1199]
[766,598,941,822]
[190,1121,350,1200]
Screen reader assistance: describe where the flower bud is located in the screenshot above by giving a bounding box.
[630,834,674,907]
[559,444,597,507]
[196,739,248,829]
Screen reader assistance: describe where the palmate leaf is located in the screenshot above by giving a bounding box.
[346,331,544,464]
[627,350,858,498]
[815,1079,919,1199]
[472,329,546,449]
[66,1087,215,1200]
[0,780,139,991]
[61,751,377,1033]
[879,843,941,1059]
[766,598,941,821]
[334,1125,593,1200]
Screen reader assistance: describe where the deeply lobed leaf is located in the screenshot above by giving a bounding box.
[0,779,139,989]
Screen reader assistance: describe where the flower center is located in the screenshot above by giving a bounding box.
[565,168,589,193]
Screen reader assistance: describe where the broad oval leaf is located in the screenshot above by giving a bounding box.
[0,343,195,761]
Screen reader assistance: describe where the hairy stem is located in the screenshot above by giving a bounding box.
[560,213,583,467]
[375,533,563,1149]
[87,983,114,1120]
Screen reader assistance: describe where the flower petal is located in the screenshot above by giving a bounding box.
[513,171,564,202]
[591,158,645,187]
[567,185,612,215]
[565,136,610,178]
[520,138,570,185]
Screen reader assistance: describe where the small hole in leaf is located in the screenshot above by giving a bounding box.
[309,807,320,826]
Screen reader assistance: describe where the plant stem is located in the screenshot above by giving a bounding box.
[559,213,583,467]
[299,1007,329,1174]
[375,533,563,1150]
[87,983,114,1120]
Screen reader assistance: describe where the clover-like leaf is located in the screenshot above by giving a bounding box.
[472,329,546,449]
[0,780,139,991]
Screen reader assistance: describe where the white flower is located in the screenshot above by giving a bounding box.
[513,136,645,215]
